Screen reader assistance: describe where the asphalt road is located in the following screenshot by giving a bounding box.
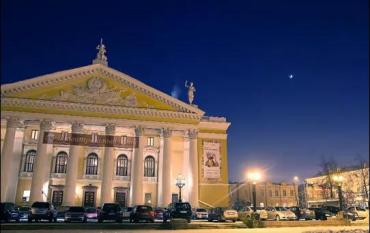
[1,225,369,233]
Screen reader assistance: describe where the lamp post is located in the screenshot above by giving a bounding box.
[293,176,299,206]
[176,174,186,203]
[247,171,262,212]
[333,175,344,211]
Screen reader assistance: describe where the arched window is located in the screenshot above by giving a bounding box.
[24,150,36,172]
[54,151,68,173]
[116,154,128,176]
[86,153,98,175]
[144,156,155,177]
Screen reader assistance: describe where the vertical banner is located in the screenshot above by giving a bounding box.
[203,141,221,179]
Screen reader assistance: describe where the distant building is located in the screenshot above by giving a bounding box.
[229,181,298,209]
[304,167,369,208]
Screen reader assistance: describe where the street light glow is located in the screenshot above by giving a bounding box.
[293,176,299,182]
[333,175,344,183]
[247,171,262,184]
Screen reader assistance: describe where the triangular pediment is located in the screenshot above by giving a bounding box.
[1,64,204,123]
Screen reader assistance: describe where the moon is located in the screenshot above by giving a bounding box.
[289,74,294,79]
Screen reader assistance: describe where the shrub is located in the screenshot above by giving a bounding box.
[241,213,264,228]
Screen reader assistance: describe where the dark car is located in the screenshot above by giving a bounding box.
[289,206,315,220]
[18,206,31,221]
[154,207,165,220]
[98,203,123,223]
[323,206,340,215]
[29,202,57,222]
[130,205,155,223]
[0,202,20,222]
[85,207,99,221]
[64,206,86,223]
[164,202,192,223]
[310,207,335,220]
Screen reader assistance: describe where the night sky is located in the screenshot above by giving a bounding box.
[1,0,368,183]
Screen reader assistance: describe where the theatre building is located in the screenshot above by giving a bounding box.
[1,42,231,209]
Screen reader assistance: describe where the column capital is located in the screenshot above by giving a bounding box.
[71,122,84,134]
[188,129,198,139]
[135,126,144,136]
[105,124,116,135]
[7,117,24,128]
[162,128,172,138]
[40,120,55,131]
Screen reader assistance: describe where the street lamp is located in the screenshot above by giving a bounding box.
[247,171,262,212]
[176,174,186,203]
[333,174,344,211]
[293,176,299,206]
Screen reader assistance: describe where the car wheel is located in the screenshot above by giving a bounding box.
[232,220,236,223]
[49,217,53,223]
[98,218,103,223]
[276,215,280,221]
[28,217,32,223]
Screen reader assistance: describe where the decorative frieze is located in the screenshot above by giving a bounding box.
[162,128,172,138]
[188,129,198,139]
[40,120,55,131]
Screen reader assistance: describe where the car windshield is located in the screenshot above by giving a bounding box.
[175,203,191,210]
[137,206,152,212]
[196,208,207,212]
[85,208,97,213]
[103,204,120,211]
[69,207,85,212]
[32,202,50,208]
[19,207,30,211]
[276,207,287,211]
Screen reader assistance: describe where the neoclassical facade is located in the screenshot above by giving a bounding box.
[1,43,230,208]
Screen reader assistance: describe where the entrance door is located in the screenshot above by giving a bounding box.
[115,192,126,207]
[84,191,96,207]
[172,193,179,203]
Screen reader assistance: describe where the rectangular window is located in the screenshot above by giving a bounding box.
[61,131,69,141]
[52,191,63,207]
[275,190,279,197]
[147,137,154,146]
[283,190,287,197]
[115,192,126,207]
[120,136,127,145]
[31,130,39,140]
[290,190,294,196]
[145,193,152,205]
[84,191,95,207]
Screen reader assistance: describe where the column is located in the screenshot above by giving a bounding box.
[131,127,145,205]
[161,128,172,206]
[63,122,84,207]
[29,120,55,203]
[188,129,199,207]
[1,117,24,202]
[157,132,164,206]
[100,124,115,205]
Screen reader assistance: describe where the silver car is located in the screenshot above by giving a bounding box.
[29,202,57,222]
[266,207,296,221]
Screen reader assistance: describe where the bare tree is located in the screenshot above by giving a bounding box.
[355,154,369,206]
[319,156,338,199]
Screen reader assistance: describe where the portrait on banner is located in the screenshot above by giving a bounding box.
[203,141,221,179]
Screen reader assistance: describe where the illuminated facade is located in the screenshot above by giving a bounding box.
[1,42,230,208]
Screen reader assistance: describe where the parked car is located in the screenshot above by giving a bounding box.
[18,206,31,221]
[310,207,335,220]
[28,202,57,222]
[208,207,238,222]
[0,202,20,222]
[154,207,165,220]
[85,207,99,221]
[64,206,86,223]
[322,206,340,215]
[266,207,296,221]
[346,206,369,220]
[122,207,133,220]
[130,205,155,223]
[193,208,208,220]
[238,207,254,219]
[98,203,123,223]
[164,202,192,223]
[288,207,315,220]
[256,207,268,220]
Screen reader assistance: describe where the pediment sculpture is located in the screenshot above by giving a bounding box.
[49,77,137,107]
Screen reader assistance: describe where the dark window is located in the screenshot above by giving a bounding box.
[52,191,63,207]
[116,154,128,176]
[86,153,98,175]
[115,192,126,207]
[275,190,279,196]
[283,190,287,196]
[84,191,95,207]
[24,150,36,172]
[144,156,155,177]
[55,152,68,173]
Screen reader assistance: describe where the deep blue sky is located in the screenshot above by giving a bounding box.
[1,0,368,183]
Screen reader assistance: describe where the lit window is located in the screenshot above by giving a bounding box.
[145,193,152,205]
[86,153,98,175]
[144,156,155,177]
[31,130,39,140]
[55,151,68,173]
[283,190,287,197]
[24,150,36,172]
[120,136,127,145]
[22,190,30,202]
[275,190,279,197]
[116,154,128,176]
[147,137,154,146]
